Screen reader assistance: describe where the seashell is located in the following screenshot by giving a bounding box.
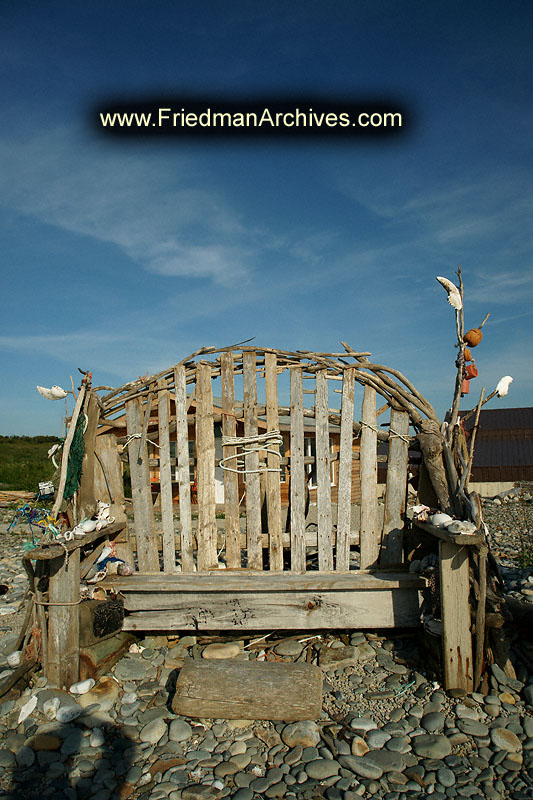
[69,678,95,695]
[91,587,107,601]
[56,704,84,723]
[37,384,68,400]
[117,562,133,576]
[428,513,453,528]
[43,697,61,719]
[78,519,97,533]
[7,651,22,668]
[436,276,462,310]
[18,694,37,724]
[463,328,483,347]
[445,520,478,535]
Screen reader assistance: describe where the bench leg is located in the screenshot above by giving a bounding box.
[47,550,80,688]
[439,541,474,693]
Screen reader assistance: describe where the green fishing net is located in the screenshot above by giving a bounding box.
[64,414,86,500]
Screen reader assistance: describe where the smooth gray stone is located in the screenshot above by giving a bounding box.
[232,790,253,800]
[457,719,489,737]
[15,745,34,767]
[301,746,319,762]
[385,736,410,753]
[338,754,383,779]
[114,657,151,681]
[169,719,192,742]
[0,750,15,767]
[437,766,456,787]
[366,750,405,772]
[366,730,391,749]
[412,735,452,759]
[139,717,167,744]
[421,712,445,733]
[305,759,340,779]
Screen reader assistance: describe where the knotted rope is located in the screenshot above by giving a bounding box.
[359,421,411,444]
[220,430,283,475]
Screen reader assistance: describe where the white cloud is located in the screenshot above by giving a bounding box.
[0,127,253,285]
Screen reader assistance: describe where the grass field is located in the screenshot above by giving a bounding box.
[0,435,59,492]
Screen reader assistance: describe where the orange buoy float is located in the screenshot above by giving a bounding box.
[464,328,483,347]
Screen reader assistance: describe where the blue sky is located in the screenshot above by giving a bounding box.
[1,0,532,435]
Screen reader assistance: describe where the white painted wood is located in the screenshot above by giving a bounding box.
[337,368,355,571]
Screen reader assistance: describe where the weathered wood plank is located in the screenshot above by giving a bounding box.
[23,522,126,561]
[220,353,241,569]
[157,379,176,573]
[78,391,100,521]
[439,540,474,693]
[174,365,194,572]
[381,409,409,565]
[52,381,87,517]
[196,363,218,571]
[360,386,379,569]
[265,352,283,571]
[336,368,355,571]
[122,587,423,630]
[126,398,159,572]
[93,435,127,524]
[290,367,306,573]
[173,660,322,721]
[109,570,425,592]
[47,549,80,688]
[243,351,262,569]
[315,370,333,571]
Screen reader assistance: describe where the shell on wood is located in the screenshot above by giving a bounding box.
[428,513,453,528]
[463,328,483,347]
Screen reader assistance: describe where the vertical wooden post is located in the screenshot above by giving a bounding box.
[126,397,159,572]
[265,353,283,571]
[93,432,132,563]
[174,365,194,572]
[78,391,99,521]
[337,368,355,572]
[243,352,262,570]
[315,370,333,571]
[360,386,379,569]
[221,353,241,569]
[47,549,80,688]
[196,363,218,571]
[290,367,306,573]
[381,409,409,565]
[440,541,474,693]
[158,379,176,573]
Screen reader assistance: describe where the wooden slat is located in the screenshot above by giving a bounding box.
[336,368,355,571]
[440,541,474,693]
[265,352,283,571]
[174,365,194,572]
[157,379,176,573]
[122,587,423,631]
[128,528,361,552]
[126,397,159,572]
[315,370,333,571]
[290,367,306,573]
[243,351,262,569]
[47,549,80,688]
[196,363,218,570]
[221,353,241,569]
[107,570,426,593]
[78,391,100,521]
[360,385,379,569]
[381,409,409,565]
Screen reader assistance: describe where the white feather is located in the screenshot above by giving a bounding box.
[496,376,513,397]
[37,384,68,400]
[436,276,462,310]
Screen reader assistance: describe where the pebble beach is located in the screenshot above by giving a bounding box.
[0,495,531,800]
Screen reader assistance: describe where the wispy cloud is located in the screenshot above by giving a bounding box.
[0,127,255,286]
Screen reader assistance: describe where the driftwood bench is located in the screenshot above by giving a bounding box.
[23,345,481,694]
